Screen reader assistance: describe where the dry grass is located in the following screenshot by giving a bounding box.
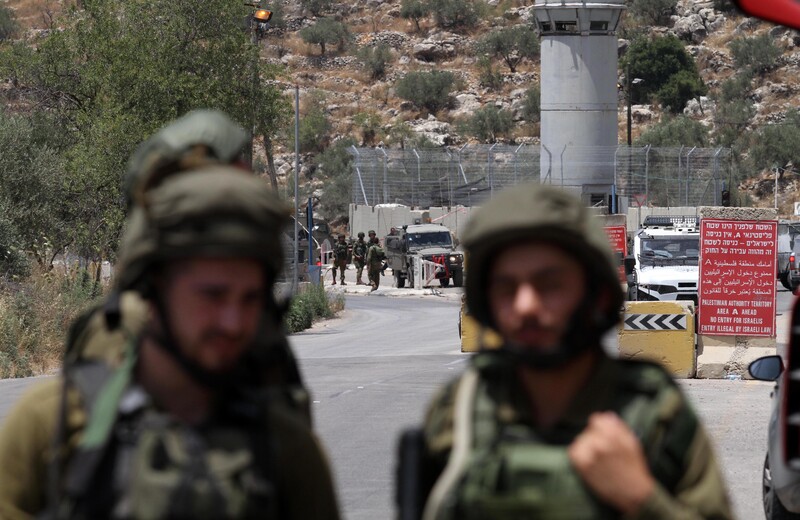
[0,267,104,378]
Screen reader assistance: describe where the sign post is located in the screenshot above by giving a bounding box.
[698,219,777,337]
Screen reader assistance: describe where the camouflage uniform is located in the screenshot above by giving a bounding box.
[332,236,349,285]
[352,232,368,285]
[400,184,732,520]
[0,111,340,520]
[366,237,385,292]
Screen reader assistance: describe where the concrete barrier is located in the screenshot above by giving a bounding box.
[618,300,696,378]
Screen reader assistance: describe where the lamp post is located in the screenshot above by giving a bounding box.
[625,67,644,146]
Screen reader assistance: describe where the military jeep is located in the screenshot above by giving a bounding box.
[384,224,464,288]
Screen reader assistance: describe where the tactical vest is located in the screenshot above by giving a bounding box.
[423,353,692,520]
[368,246,385,267]
[44,291,309,519]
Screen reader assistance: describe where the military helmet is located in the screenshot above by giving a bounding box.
[358,232,365,238]
[368,229,376,236]
[463,183,622,334]
[116,165,290,293]
[125,110,247,207]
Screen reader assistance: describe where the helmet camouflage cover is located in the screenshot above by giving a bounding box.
[116,110,289,293]
[462,183,623,334]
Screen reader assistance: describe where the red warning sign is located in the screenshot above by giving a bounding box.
[604,225,627,283]
[698,219,777,337]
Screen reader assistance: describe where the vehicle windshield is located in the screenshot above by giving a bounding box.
[407,231,452,249]
[639,236,699,266]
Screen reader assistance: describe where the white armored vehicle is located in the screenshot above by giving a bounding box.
[624,215,700,305]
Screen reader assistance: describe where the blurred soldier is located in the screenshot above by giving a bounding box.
[332,234,349,285]
[0,111,340,520]
[397,184,732,520]
[366,236,386,292]
[368,229,377,245]
[353,232,368,285]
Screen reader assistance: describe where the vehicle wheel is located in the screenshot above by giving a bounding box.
[781,272,792,291]
[453,270,464,287]
[440,277,450,288]
[626,285,637,301]
[764,453,800,519]
[395,272,405,289]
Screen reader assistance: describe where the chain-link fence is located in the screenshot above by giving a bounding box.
[349,145,732,208]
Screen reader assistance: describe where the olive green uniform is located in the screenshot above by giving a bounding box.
[352,239,368,284]
[0,377,340,520]
[366,241,385,290]
[421,352,733,520]
[332,240,349,284]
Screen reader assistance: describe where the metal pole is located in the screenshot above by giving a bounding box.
[644,144,651,203]
[488,143,498,196]
[514,143,523,185]
[713,147,722,205]
[626,62,632,146]
[775,166,779,210]
[686,147,696,206]
[293,85,299,295]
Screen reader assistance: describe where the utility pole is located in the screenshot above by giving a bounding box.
[293,85,300,295]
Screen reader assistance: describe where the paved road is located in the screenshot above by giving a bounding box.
[0,291,790,519]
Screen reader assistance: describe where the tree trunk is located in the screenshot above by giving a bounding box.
[262,134,279,190]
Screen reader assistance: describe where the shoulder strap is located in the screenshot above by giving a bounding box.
[422,368,480,520]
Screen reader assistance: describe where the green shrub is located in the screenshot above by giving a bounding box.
[0,4,17,41]
[357,44,392,80]
[750,110,800,171]
[300,0,333,16]
[400,0,430,32]
[621,35,705,105]
[477,25,539,73]
[315,138,357,218]
[462,105,513,143]
[522,84,540,123]
[299,18,350,55]
[655,69,707,113]
[713,98,755,149]
[353,112,383,146]
[635,115,709,146]
[729,33,781,75]
[292,92,331,154]
[395,70,456,113]
[0,269,103,378]
[718,71,753,103]
[427,0,483,30]
[283,284,344,333]
[477,56,503,90]
[628,0,677,26]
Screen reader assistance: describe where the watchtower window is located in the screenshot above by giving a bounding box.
[540,22,551,32]
[590,21,608,31]
[554,21,577,32]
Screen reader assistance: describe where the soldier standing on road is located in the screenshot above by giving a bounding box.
[366,236,386,292]
[353,232,368,285]
[0,111,340,520]
[332,234,349,285]
[397,183,732,520]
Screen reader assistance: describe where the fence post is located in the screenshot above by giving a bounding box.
[560,145,567,187]
[488,143,498,196]
[350,146,369,206]
[514,143,524,185]
[713,147,722,205]
[644,144,651,203]
[541,144,552,184]
[686,147,696,206]
[380,147,389,204]
[613,145,621,212]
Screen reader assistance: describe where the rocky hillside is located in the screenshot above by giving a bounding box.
[6,0,800,215]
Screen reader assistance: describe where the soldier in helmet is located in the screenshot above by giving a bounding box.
[352,232,368,285]
[0,111,340,520]
[366,235,386,292]
[398,184,732,520]
[331,234,349,285]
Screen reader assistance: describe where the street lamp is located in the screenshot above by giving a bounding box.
[626,76,644,146]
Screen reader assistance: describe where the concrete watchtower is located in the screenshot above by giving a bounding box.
[533,0,625,206]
